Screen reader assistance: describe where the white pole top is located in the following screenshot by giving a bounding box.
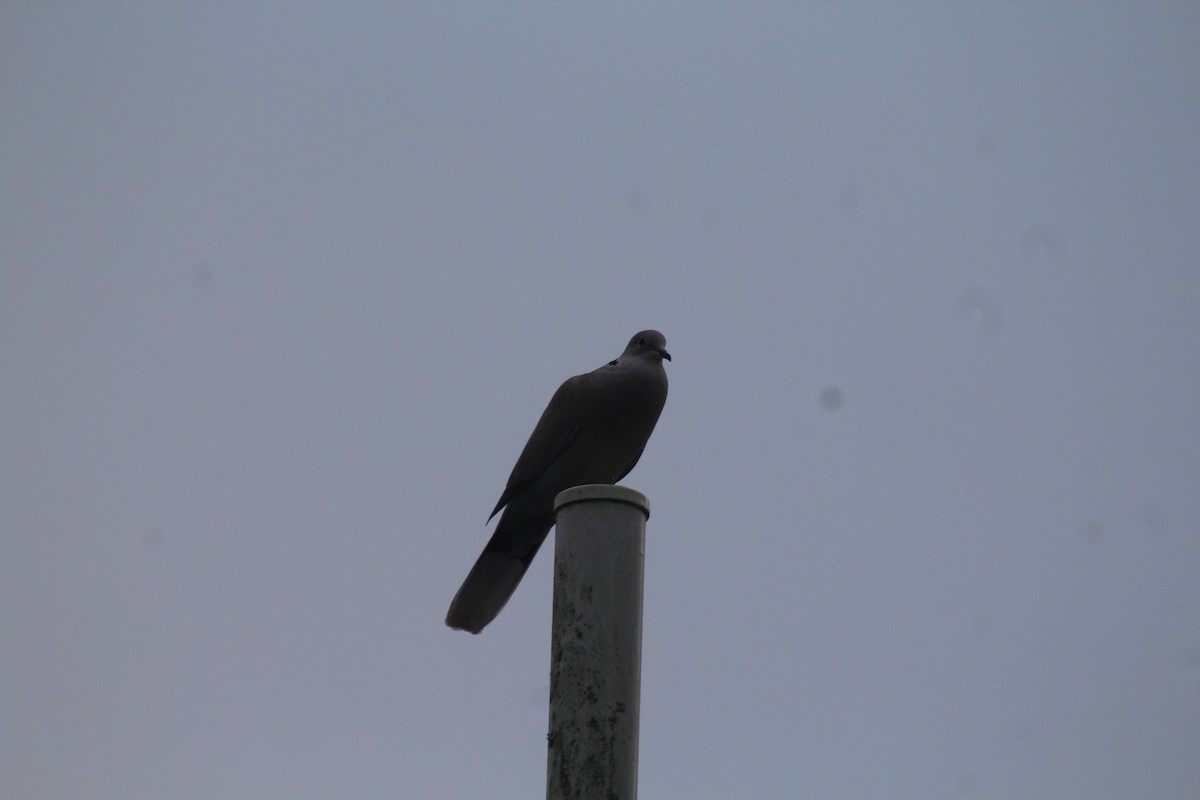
[554,484,650,518]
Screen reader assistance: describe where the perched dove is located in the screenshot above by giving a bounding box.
[446,330,671,634]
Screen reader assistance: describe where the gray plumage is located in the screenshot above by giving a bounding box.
[445,330,670,634]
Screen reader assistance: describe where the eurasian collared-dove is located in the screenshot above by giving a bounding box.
[445,330,671,634]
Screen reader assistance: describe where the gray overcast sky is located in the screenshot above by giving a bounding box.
[3,2,1199,798]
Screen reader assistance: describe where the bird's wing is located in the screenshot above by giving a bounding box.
[487,373,584,520]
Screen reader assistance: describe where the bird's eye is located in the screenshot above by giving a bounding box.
[637,337,645,346]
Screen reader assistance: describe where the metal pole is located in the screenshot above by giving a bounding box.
[546,484,649,800]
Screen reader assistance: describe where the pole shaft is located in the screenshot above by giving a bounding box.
[546,485,649,800]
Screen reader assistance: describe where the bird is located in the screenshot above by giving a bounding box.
[446,330,670,634]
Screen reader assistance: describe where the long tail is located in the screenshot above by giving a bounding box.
[445,508,553,634]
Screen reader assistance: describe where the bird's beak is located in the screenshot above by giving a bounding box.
[657,347,672,362]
